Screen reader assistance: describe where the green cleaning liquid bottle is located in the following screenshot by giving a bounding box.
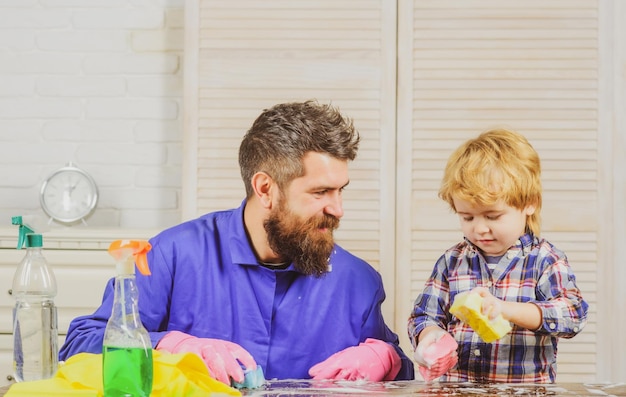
[11,216,58,382]
[102,240,153,397]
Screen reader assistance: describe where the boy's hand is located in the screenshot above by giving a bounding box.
[414,327,458,381]
[473,287,504,320]
[472,287,543,331]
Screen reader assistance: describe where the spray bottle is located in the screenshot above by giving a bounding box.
[11,215,58,382]
[102,240,153,397]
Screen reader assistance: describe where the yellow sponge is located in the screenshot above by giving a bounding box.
[449,291,512,342]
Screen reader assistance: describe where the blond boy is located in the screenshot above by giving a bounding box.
[408,129,588,383]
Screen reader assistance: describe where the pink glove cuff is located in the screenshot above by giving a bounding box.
[362,338,402,381]
[156,330,193,352]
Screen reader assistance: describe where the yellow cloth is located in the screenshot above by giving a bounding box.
[5,350,241,397]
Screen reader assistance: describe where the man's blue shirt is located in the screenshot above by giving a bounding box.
[59,200,414,380]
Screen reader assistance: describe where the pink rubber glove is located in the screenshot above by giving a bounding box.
[308,338,401,381]
[156,330,257,385]
[414,328,458,382]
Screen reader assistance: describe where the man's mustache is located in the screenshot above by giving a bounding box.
[311,214,340,230]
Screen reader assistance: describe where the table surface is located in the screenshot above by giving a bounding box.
[244,380,624,397]
[1,380,624,396]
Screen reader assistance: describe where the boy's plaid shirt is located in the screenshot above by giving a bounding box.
[408,233,589,383]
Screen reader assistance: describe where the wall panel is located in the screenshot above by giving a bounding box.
[184,0,399,321]
[397,0,600,382]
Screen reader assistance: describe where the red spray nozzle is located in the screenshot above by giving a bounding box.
[108,240,152,275]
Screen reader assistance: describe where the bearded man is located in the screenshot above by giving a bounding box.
[59,100,415,384]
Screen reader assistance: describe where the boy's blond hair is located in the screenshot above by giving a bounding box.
[439,128,542,235]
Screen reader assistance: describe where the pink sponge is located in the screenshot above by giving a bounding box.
[418,333,458,382]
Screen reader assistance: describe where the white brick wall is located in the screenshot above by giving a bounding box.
[0,0,185,230]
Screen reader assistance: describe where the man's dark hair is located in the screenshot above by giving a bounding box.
[239,100,360,197]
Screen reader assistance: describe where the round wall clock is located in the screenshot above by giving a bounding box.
[40,162,99,224]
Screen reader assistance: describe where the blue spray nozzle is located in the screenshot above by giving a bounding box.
[12,216,35,250]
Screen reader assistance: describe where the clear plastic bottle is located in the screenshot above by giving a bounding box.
[11,216,58,382]
[102,240,153,397]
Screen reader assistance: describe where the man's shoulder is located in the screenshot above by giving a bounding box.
[331,244,370,264]
[329,244,382,278]
[151,207,241,242]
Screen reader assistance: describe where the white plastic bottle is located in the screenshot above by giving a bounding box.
[11,216,58,382]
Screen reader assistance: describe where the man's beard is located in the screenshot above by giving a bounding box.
[264,200,340,277]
